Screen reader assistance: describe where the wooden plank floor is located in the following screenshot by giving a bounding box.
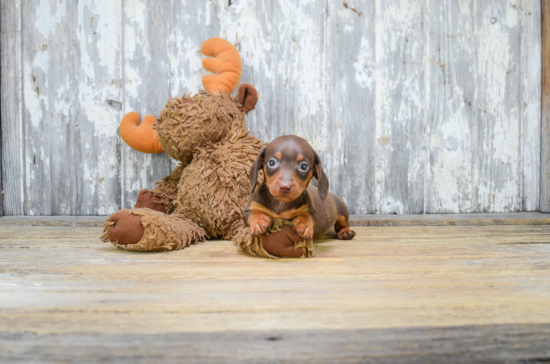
[1,224,550,363]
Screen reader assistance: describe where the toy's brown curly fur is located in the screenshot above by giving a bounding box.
[155,91,245,163]
[102,91,266,248]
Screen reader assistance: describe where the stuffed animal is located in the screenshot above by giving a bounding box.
[101,38,311,258]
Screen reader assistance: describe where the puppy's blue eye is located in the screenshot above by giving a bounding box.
[299,162,309,172]
[267,158,277,168]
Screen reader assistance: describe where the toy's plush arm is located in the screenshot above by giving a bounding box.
[150,163,186,214]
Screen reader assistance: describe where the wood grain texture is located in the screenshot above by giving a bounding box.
[2,325,550,363]
[374,0,426,214]
[0,0,2,217]
[1,224,550,361]
[542,0,550,212]
[522,0,541,211]
[474,0,522,213]
[0,0,544,215]
[0,7,3,217]
[326,0,375,214]
[1,0,24,215]
[425,0,540,213]
[21,0,123,215]
[426,0,477,213]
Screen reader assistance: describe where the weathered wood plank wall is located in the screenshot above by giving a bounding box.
[0,4,2,217]
[0,0,542,216]
[542,0,550,212]
[0,3,3,218]
[2,0,23,216]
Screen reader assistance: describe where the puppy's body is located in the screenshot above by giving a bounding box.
[244,135,355,240]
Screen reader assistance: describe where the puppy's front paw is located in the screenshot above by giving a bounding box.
[249,213,273,237]
[337,227,356,240]
[291,214,314,240]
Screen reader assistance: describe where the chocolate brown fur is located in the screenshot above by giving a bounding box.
[244,135,355,241]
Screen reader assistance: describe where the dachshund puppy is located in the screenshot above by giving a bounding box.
[244,135,356,241]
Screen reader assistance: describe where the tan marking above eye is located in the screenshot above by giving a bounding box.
[275,152,282,160]
[297,155,303,162]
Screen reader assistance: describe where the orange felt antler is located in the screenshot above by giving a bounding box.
[201,38,242,94]
[119,112,163,154]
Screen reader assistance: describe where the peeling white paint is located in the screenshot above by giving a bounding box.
[354,37,374,89]
[380,196,405,214]
[34,0,66,37]
[222,0,274,81]
[24,50,49,128]
[169,38,203,95]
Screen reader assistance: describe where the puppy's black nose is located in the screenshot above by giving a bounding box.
[279,183,292,193]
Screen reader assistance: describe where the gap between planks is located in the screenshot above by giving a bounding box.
[0,212,549,227]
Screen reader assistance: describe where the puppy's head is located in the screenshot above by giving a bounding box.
[250,135,329,202]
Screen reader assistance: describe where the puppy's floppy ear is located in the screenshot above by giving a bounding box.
[313,151,329,200]
[250,146,266,192]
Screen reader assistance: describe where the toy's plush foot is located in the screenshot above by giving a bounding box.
[233,219,313,259]
[105,209,145,245]
[101,208,207,252]
[134,189,166,213]
[262,225,309,258]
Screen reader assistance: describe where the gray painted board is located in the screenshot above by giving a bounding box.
[326,0,376,215]
[475,0,522,213]
[0,3,3,217]
[1,0,24,216]
[373,0,426,214]
[21,0,123,215]
[426,0,541,213]
[542,0,550,212]
[522,0,541,212]
[0,0,543,215]
[426,0,478,213]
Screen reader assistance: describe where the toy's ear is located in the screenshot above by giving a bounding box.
[237,83,259,113]
[313,151,329,200]
[250,146,266,192]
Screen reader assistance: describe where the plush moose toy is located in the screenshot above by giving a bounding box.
[102,38,311,258]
